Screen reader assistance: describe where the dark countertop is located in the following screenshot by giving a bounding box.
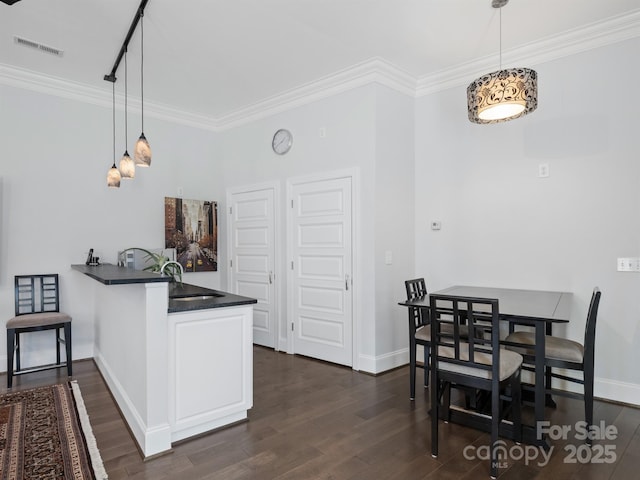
[72,263,257,313]
[168,283,256,313]
[71,263,171,285]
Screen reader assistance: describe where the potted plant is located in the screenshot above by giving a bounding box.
[120,248,183,285]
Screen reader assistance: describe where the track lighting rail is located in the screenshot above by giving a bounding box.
[104,0,149,83]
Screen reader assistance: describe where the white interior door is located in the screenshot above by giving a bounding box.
[228,187,277,348]
[290,176,353,366]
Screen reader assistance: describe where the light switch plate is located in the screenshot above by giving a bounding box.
[617,257,640,272]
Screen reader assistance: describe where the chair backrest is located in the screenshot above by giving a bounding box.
[405,278,428,331]
[405,278,427,300]
[14,274,61,316]
[583,287,601,369]
[428,294,500,380]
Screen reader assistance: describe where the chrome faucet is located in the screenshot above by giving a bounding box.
[160,260,184,281]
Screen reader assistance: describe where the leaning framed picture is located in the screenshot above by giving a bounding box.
[164,197,218,272]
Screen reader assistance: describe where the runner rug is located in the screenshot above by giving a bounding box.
[0,380,108,479]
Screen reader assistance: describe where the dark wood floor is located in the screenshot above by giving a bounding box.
[2,347,639,479]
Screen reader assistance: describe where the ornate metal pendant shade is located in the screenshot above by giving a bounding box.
[467,0,538,124]
[467,68,537,123]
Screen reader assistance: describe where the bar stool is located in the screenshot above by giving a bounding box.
[6,274,72,388]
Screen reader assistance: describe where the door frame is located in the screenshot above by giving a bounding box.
[226,180,283,351]
[286,168,360,370]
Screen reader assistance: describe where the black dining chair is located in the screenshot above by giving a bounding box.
[429,294,522,479]
[505,287,601,444]
[6,274,73,388]
[404,278,430,399]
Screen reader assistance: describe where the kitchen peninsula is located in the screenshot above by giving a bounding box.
[72,264,257,458]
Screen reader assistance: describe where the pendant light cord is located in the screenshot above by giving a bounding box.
[140,10,144,133]
[112,82,116,165]
[499,7,502,70]
[124,50,128,147]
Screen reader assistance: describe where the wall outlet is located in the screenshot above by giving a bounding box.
[617,257,640,272]
[538,163,550,178]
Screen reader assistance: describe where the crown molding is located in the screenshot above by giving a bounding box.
[213,57,417,130]
[0,59,415,132]
[416,9,640,96]
[0,63,220,132]
[0,63,110,108]
[2,9,638,130]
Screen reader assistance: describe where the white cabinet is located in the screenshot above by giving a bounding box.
[168,305,253,442]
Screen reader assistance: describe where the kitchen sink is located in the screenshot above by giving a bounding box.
[171,294,222,302]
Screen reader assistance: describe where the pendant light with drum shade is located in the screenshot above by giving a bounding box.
[107,82,121,188]
[467,0,538,124]
[119,50,135,179]
[134,9,152,167]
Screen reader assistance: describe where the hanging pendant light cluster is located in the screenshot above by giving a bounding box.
[104,0,151,187]
[467,0,538,124]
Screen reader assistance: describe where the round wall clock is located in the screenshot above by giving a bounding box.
[272,129,293,155]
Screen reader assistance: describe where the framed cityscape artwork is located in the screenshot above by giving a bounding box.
[164,197,218,272]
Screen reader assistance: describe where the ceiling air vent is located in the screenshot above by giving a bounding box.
[14,36,64,57]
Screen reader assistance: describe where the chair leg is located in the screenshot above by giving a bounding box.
[512,371,522,444]
[490,383,500,479]
[6,329,15,388]
[584,367,594,446]
[64,323,73,377]
[424,345,430,387]
[443,382,452,422]
[409,339,417,400]
[15,332,21,372]
[56,327,62,366]
[430,368,439,458]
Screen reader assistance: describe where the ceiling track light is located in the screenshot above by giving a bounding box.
[467,0,538,124]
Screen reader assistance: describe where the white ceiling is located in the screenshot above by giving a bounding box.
[2,0,639,126]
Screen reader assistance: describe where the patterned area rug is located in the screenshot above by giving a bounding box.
[0,381,108,479]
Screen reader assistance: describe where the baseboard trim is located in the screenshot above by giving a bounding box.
[357,352,639,407]
[93,348,172,458]
[595,377,640,407]
[358,348,408,375]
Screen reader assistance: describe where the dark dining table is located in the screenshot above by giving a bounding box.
[398,285,572,447]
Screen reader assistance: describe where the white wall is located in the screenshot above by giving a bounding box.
[414,37,640,404]
[372,87,415,371]
[0,84,219,366]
